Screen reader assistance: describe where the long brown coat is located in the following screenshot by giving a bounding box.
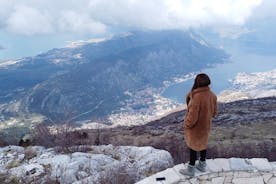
[184,86,217,151]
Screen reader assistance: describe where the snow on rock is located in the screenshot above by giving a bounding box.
[189,33,209,47]
[66,38,108,48]
[219,69,276,102]
[0,59,24,69]
[0,145,173,184]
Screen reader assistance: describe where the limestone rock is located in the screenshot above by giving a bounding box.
[0,145,173,184]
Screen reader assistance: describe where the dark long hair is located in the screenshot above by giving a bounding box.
[186,73,211,105]
[191,73,211,91]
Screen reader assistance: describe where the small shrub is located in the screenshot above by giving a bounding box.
[7,176,20,184]
[0,127,30,146]
[112,155,121,161]
[42,164,52,171]
[24,147,37,160]
[68,145,93,153]
[145,170,157,177]
[98,165,136,184]
[0,173,9,183]
[44,179,60,184]
[32,124,55,147]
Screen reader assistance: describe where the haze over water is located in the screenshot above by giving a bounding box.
[162,48,276,103]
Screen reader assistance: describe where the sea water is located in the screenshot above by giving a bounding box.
[162,50,276,103]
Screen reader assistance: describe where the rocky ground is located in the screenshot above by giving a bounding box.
[64,97,276,164]
[0,145,173,184]
[137,158,276,184]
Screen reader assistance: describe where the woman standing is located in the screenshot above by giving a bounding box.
[180,73,217,176]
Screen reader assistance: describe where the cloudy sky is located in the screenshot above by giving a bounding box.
[0,0,275,60]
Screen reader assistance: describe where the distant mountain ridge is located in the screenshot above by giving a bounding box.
[0,30,228,125]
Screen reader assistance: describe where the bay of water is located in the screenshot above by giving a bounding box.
[162,50,276,103]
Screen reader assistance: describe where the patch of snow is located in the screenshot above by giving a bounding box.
[73,53,82,59]
[0,59,24,69]
[51,59,66,63]
[189,33,209,47]
[170,73,195,85]
[66,38,108,48]
[76,121,110,129]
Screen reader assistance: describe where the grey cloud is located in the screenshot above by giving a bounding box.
[0,0,264,36]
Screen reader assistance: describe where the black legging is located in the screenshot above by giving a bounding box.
[189,148,207,166]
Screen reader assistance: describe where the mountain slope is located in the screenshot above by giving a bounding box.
[0,30,228,125]
[21,31,227,123]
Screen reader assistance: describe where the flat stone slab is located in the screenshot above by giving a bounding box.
[271,162,276,170]
[249,158,273,171]
[172,163,187,180]
[207,159,223,172]
[263,173,274,183]
[232,176,264,184]
[211,176,225,184]
[229,158,254,171]
[268,177,276,184]
[136,168,180,184]
[135,158,276,184]
[213,158,231,171]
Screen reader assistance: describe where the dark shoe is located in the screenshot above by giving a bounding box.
[196,160,207,172]
[179,164,195,177]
